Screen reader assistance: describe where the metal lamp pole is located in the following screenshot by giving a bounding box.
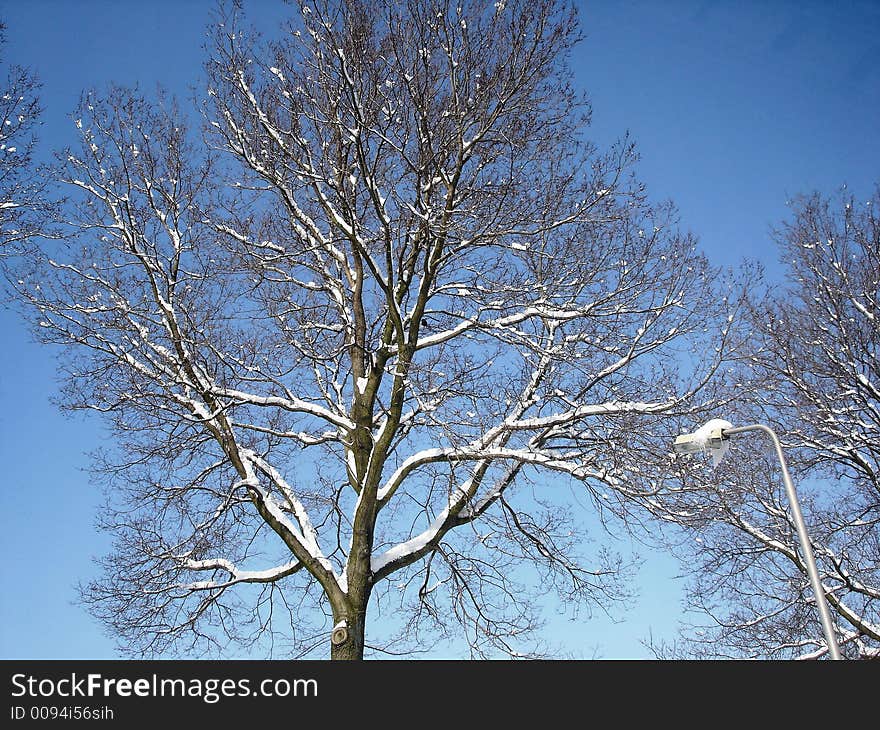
[722,424,842,660]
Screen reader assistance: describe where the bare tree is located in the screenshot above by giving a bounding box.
[0,21,42,248]
[652,187,880,660]
[13,0,739,659]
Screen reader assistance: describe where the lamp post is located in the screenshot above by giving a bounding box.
[673,421,843,660]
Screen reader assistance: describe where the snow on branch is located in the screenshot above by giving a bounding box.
[179,558,302,591]
[212,387,355,431]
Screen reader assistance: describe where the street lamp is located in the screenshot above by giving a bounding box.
[673,420,843,660]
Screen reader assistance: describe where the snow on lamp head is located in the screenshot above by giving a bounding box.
[672,418,733,467]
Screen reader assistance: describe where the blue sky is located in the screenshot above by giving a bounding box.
[0,0,878,659]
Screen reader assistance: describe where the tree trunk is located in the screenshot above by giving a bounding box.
[330,601,368,660]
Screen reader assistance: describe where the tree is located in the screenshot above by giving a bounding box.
[0,21,42,248]
[653,187,879,660]
[13,0,738,659]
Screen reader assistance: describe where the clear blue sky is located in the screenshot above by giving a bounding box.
[1,0,878,659]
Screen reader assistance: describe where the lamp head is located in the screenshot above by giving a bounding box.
[672,422,731,463]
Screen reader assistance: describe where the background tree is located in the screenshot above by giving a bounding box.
[0,21,43,248]
[652,187,879,659]
[12,0,740,659]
